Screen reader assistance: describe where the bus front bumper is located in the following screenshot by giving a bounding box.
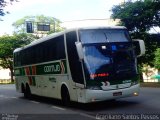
[79,84,140,103]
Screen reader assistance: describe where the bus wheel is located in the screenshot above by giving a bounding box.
[24,84,31,99]
[61,86,70,107]
[21,84,25,93]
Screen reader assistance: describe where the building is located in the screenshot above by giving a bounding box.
[61,19,120,29]
[0,68,11,83]
[142,65,160,83]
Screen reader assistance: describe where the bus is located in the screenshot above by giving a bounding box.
[13,26,145,105]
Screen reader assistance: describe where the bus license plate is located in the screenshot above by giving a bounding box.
[113,92,122,96]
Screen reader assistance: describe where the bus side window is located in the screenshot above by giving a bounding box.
[66,31,84,84]
[56,35,66,60]
[48,35,65,61]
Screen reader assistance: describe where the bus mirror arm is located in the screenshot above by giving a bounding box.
[75,42,84,60]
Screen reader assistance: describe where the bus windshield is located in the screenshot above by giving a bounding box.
[83,44,111,80]
[82,43,137,81]
[79,29,131,44]
[79,29,137,83]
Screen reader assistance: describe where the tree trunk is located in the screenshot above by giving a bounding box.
[158,69,160,82]
[9,67,14,83]
[140,72,144,82]
[10,68,14,83]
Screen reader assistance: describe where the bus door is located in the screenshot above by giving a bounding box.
[66,31,85,102]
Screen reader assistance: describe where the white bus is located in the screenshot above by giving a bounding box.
[13,26,145,105]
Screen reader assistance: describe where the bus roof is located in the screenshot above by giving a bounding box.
[13,26,127,53]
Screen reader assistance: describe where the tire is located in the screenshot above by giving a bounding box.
[21,84,25,93]
[24,84,31,99]
[61,87,70,107]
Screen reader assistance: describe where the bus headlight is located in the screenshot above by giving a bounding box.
[87,86,102,90]
[133,92,139,96]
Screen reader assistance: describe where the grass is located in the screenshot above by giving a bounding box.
[0,80,15,85]
[140,82,160,88]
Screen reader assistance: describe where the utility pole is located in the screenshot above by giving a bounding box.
[53,17,56,33]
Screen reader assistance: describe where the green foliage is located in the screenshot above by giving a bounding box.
[0,33,36,81]
[112,0,160,34]
[12,16,33,33]
[111,0,160,66]
[0,33,35,61]
[12,15,64,34]
[0,0,16,19]
[154,48,160,70]
[136,33,158,66]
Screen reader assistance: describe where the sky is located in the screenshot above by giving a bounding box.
[0,0,124,35]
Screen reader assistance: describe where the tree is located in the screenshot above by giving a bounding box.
[111,0,160,66]
[154,48,160,70]
[0,0,16,19]
[12,15,64,35]
[111,0,160,34]
[137,34,158,66]
[0,33,36,82]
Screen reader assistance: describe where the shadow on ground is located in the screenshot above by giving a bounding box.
[19,95,139,111]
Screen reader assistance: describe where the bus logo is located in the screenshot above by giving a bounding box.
[44,65,60,73]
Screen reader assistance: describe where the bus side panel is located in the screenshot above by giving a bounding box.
[39,75,68,99]
[31,76,44,96]
[15,76,28,93]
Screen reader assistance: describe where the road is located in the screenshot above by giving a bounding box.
[0,84,160,120]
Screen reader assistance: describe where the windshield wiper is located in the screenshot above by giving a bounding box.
[103,32,109,42]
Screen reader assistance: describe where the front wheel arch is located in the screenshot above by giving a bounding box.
[61,85,70,106]
[21,83,25,93]
[24,83,31,99]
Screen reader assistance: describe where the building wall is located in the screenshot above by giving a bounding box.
[0,68,11,83]
[61,19,120,29]
[142,65,159,82]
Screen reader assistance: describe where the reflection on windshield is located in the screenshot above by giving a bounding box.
[80,29,137,82]
[83,46,111,80]
[79,29,131,44]
[82,43,137,81]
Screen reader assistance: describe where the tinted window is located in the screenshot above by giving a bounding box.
[14,35,66,67]
[82,42,137,82]
[79,29,131,44]
[66,31,84,84]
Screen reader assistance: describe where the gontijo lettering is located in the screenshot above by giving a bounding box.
[44,65,60,73]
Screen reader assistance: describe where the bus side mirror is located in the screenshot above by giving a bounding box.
[75,42,84,60]
[133,39,145,57]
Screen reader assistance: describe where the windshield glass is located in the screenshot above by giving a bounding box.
[79,29,131,44]
[83,45,111,80]
[82,43,137,82]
